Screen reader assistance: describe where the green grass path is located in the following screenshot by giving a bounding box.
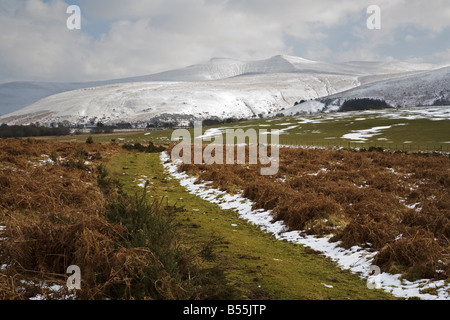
[107,151,396,300]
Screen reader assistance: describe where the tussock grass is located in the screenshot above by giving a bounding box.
[168,144,450,282]
[111,151,395,299]
[0,139,235,300]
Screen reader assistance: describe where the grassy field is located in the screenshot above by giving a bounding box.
[3,106,447,299]
[49,106,450,152]
[170,145,450,288]
[49,129,174,144]
[199,106,450,151]
[0,138,395,299]
[106,151,395,299]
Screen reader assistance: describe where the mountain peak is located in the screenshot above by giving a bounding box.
[208,55,318,66]
[275,54,318,64]
[0,54,441,120]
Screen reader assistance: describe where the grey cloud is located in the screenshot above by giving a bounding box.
[0,0,449,83]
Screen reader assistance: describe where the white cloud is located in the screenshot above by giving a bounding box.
[305,43,332,61]
[380,0,450,33]
[0,0,449,83]
[0,0,291,82]
[432,49,450,66]
[405,35,415,42]
[0,0,92,82]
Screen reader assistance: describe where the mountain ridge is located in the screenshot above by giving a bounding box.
[0,55,445,126]
[282,65,450,116]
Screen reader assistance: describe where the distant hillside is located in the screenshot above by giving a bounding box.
[282,66,450,115]
[0,73,360,126]
[0,55,441,126]
[319,66,450,108]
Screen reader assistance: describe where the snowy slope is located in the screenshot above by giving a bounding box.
[121,55,435,81]
[0,55,313,115]
[0,78,149,116]
[0,55,438,117]
[317,66,450,108]
[0,73,361,126]
[0,55,441,125]
[0,81,90,116]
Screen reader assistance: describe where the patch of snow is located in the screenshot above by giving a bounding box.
[278,125,299,135]
[161,151,450,300]
[342,126,393,142]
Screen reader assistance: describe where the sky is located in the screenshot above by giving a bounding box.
[0,0,449,83]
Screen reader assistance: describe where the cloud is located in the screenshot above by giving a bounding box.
[405,35,415,42]
[379,0,450,33]
[0,0,291,82]
[304,43,332,61]
[432,49,450,66]
[0,0,449,83]
[0,0,92,82]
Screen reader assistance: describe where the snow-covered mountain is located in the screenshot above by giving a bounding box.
[327,65,450,106]
[0,55,321,116]
[282,65,450,115]
[0,55,442,126]
[0,73,361,126]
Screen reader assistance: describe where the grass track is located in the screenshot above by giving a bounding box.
[107,151,396,300]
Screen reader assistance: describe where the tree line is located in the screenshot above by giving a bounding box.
[339,98,392,112]
[0,124,70,138]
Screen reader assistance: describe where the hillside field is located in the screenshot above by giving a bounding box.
[0,138,395,300]
[2,106,448,300]
[49,106,450,153]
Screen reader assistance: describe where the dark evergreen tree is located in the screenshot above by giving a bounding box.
[339,98,391,112]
